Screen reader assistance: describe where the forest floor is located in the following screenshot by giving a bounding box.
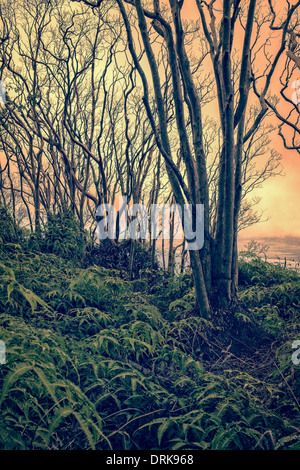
[0,241,299,450]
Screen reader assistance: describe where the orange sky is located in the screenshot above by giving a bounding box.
[240,137,300,239]
[2,0,299,241]
[181,0,300,240]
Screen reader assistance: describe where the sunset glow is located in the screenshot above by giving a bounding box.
[181,1,300,248]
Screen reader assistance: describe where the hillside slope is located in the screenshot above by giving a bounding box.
[0,243,299,450]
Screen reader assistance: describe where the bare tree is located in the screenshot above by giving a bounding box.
[248,0,300,153]
[0,0,295,318]
[0,0,161,242]
[69,0,291,316]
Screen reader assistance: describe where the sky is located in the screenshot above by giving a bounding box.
[1,0,300,249]
[241,138,300,239]
[181,0,300,242]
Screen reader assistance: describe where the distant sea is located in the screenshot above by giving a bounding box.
[238,235,300,270]
[157,235,300,272]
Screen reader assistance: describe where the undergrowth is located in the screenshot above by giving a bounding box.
[0,241,299,450]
